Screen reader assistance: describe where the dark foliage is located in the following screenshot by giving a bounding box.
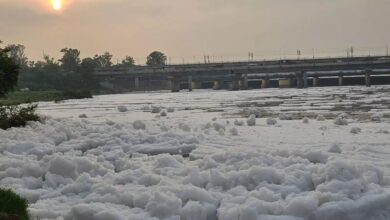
[94,52,112,68]
[146,51,167,66]
[59,48,81,72]
[120,56,135,67]
[0,44,19,97]
[62,90,92,100]
[0,104,39,130]
[0,188,29,220]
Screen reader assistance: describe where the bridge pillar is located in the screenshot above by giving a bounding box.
[365,70,371,87]
[279,79,291,88]
[303,72,308,88]
[239,74,249,90]
[261,77,270,89]
[231,74,241,91]
[213,81,221,90]
[192,81,202,90]
[313,76,320,87]
[338,74,344,86]
[188,76,193,92]
[231,80,240,90]
[296,72,304,89]
[170,78,180,92]
[134,77,140,90]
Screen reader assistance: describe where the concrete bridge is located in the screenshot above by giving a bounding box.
[95,56,390,92]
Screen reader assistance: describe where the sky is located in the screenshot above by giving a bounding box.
[0,0,389,64]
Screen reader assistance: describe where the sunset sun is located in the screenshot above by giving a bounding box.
[51,0,62,11]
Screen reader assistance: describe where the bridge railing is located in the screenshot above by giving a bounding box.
[95,56,390,76]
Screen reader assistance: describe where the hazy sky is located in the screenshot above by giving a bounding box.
[1,0,389,64]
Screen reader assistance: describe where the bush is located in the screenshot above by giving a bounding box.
[0,188,29,220]
[0,91,93,105]
[0,104,39,130]
[52,90,92,102]
[59,90,92,101]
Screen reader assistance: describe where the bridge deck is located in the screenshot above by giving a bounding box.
[96,56,390,79]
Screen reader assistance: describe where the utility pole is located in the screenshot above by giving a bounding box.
[312,48,315,59]
[248,52,254,61]
[387,44,389,57]
[350,47,354,58]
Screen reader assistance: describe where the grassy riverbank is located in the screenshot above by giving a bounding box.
[0,90,92,105]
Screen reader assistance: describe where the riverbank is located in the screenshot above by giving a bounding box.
[0,90,92,105]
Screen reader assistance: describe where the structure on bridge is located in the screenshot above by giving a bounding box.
[95,56,390,93]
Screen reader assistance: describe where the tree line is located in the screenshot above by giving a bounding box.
[5,43,167,92]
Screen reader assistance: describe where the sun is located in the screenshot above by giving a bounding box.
[51,0,62,11]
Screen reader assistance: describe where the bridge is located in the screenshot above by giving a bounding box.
[95,56,390,92]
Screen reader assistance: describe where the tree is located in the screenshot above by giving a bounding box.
[146,51,167,66]
[79,57,97,89]
[6,44,28,68]
[43,55,61,73]
[93,52,112,68]
[0,42,19,97]
[59,48,81,72]
[17,55,60,91]
[121,56,135,67]
[81,57,97,73]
